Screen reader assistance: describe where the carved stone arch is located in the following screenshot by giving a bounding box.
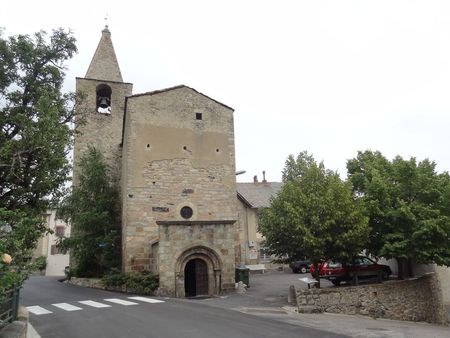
[175,245,223,297]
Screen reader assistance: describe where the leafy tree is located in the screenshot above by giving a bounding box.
[0,28,78,212]
[0,28,78,295]
[259,151,369,286]
[0,209,47,299]
[347,150,450,278]
[57,147,121,277]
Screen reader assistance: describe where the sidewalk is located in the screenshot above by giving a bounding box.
[197,269,450,338]
[282,306,450,338]
[27,323,41,338]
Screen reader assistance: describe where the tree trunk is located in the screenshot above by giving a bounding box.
[313,262,321,288]
[396,257,405,280]
[407,258,414,278]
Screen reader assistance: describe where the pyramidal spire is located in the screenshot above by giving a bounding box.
[85,26,123,82]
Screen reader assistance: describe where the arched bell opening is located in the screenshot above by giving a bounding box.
[96,84,112,114]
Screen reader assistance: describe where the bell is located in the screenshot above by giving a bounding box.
[98,97,110,108]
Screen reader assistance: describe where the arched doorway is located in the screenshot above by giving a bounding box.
[175,246,222,297]
[184,258,208,297]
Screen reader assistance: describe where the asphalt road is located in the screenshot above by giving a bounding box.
[21,276,345,338]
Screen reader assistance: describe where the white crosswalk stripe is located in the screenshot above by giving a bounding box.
[104,298,138,306]
[27,306,53,315]
[128,296,165,303]
[27,296,165,315]
[78,300,111,308]
[52,303,83,311]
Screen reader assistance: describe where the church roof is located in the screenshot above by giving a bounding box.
[85,26,123,82]
[237,182,283,209]
[129,85,234,111]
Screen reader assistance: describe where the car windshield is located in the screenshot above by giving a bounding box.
[353,257,375,265]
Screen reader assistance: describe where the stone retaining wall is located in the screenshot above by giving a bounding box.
[0,307,28,338]
[295,273,448,325]
[66,277,146,294]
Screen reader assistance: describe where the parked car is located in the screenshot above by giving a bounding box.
[310,256,392,286]
[289,259,311,274]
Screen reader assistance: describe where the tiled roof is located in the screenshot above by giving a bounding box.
[236,182,283,209]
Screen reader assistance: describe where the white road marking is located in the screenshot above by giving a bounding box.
[27,306,53,315]
[78,300,111,308]
[52,303,83,311]
[127,296,165,303]
[104,298,138,306]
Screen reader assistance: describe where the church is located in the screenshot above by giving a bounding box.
[73,26,239,297]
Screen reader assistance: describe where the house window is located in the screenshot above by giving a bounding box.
[51,245,62,255]
[196,113,202,120]
[55,226,65,238]
[96,84,112,114]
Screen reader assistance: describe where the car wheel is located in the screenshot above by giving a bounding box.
[382,270,390,281]
[331,280,341,286]
[292,268,299,274]
[300,266,307,274]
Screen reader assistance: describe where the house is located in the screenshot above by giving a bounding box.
[236,172,282,265]
[73,26,237,297]
[32,210,70,276]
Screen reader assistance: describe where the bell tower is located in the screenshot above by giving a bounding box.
[73,26,133,183]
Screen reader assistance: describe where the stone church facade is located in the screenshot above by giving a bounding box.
[74,27,238,296]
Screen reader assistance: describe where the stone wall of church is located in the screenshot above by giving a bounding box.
[158,222,237,296]
[121,86,238,294]
[73,78,132,183]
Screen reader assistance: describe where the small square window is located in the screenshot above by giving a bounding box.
[51,245,61,255]
[55,226,65,238]
[196,113,202,120]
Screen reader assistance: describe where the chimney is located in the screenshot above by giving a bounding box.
[262,171,267,184]
[253,175,258,184]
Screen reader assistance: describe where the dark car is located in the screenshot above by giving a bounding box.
[310,256,391,286]
[289,259,311,274]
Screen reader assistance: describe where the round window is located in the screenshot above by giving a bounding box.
[180,206,193,219]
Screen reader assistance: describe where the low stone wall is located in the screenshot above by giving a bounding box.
[66,277,131,293]
[0,307,28,338]
[66,277,156,294]
[66,277,106,289]
[294,273,448,325]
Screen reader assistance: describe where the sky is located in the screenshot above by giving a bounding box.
[2,0,450,183]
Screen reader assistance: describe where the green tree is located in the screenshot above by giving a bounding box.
[0,28,78,295]
[0,28,78,212]
[57,147,121,277]
[259,151,369,286]
[347,150,450,278]
[0,209,47,298]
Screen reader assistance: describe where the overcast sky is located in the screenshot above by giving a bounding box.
[2,1,450,182]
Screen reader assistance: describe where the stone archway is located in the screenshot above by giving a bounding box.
[175,246,222,297]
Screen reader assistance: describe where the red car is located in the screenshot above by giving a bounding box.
[310,256,391,286]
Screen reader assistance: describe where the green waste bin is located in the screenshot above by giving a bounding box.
[235,267,250,287]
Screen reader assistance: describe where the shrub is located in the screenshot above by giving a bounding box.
[34,256,47,271]
[102,270,159,295]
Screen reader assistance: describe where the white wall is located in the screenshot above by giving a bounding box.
[44,210,70,276]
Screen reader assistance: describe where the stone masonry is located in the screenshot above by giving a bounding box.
[121,86,237,296]
[74,28,238,297]
[295,273,448,325]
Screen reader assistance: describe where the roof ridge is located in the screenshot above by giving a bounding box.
[129,85,234,111]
